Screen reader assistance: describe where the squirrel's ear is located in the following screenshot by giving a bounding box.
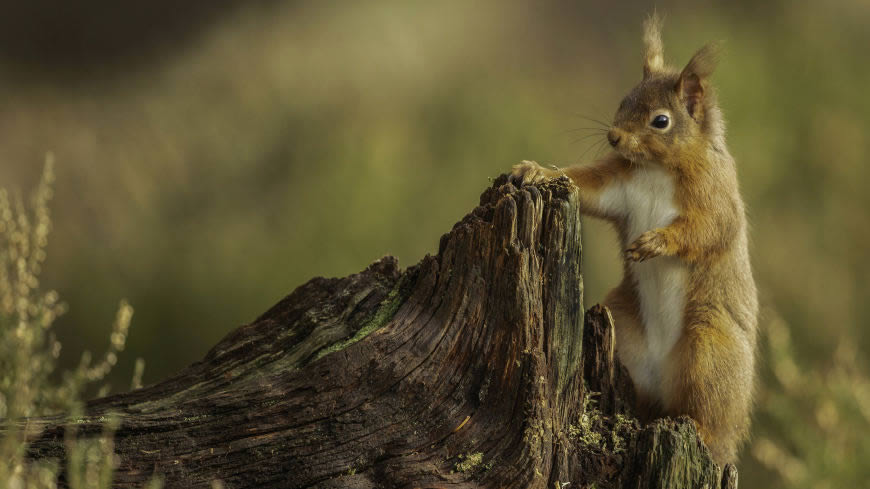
[676,43,720,119]
[642,12,665,78]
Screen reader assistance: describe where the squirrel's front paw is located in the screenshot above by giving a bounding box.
[510,160,553,185]
[625,230,669,262]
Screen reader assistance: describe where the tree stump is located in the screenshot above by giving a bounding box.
[19,175,735,488]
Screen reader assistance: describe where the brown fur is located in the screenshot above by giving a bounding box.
[512,16,757,464]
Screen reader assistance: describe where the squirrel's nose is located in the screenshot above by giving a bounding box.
[607,130,621,148]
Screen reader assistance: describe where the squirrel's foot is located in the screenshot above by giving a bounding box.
[625,230,669,262]
[510,160,555,185]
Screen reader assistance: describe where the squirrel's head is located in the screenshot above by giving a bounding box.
[607,13,722,166]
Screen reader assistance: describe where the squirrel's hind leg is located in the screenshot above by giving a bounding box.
[663,314,753,465]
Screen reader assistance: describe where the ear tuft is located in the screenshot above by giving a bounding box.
[677,42,722,119]
[642,11,665,78]
[681,42,721,81]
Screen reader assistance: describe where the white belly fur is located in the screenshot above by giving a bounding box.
[600,165,688,400]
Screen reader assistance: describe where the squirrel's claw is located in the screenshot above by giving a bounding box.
[625,230,668,262]
[510,160,552,185]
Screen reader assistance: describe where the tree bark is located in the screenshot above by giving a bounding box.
[19,175,735,488]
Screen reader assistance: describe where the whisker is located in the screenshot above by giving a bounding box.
[572,113,612,128]
[576,137,606,164]
[570,133,609,145]
[572,113,608,124]
[592,139,610,160]
[589,139,607,160]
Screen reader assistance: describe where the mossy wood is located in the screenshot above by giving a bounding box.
[18,176,738,488]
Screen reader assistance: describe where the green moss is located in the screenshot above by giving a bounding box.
[611,413,631,453]
[569,393,604,449]
[312,278,409,361]
[183,414,210,423]
[567,393,636,455]
[455,452,483,473]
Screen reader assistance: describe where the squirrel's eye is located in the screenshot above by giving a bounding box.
[651,114,670,129]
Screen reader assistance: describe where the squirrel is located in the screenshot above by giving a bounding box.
[511,14,757,465]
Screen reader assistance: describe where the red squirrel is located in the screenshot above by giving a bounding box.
[511,14,758,464]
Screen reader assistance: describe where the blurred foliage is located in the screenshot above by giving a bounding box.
[0,1,867,487]
[753,309,870,488]
[0,161,151,488]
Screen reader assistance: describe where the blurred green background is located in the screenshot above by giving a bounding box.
[1,0,868,486]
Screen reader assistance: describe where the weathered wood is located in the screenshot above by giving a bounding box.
[721,463,739,489]
[582,304,635,416]
[16,175,733,488]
